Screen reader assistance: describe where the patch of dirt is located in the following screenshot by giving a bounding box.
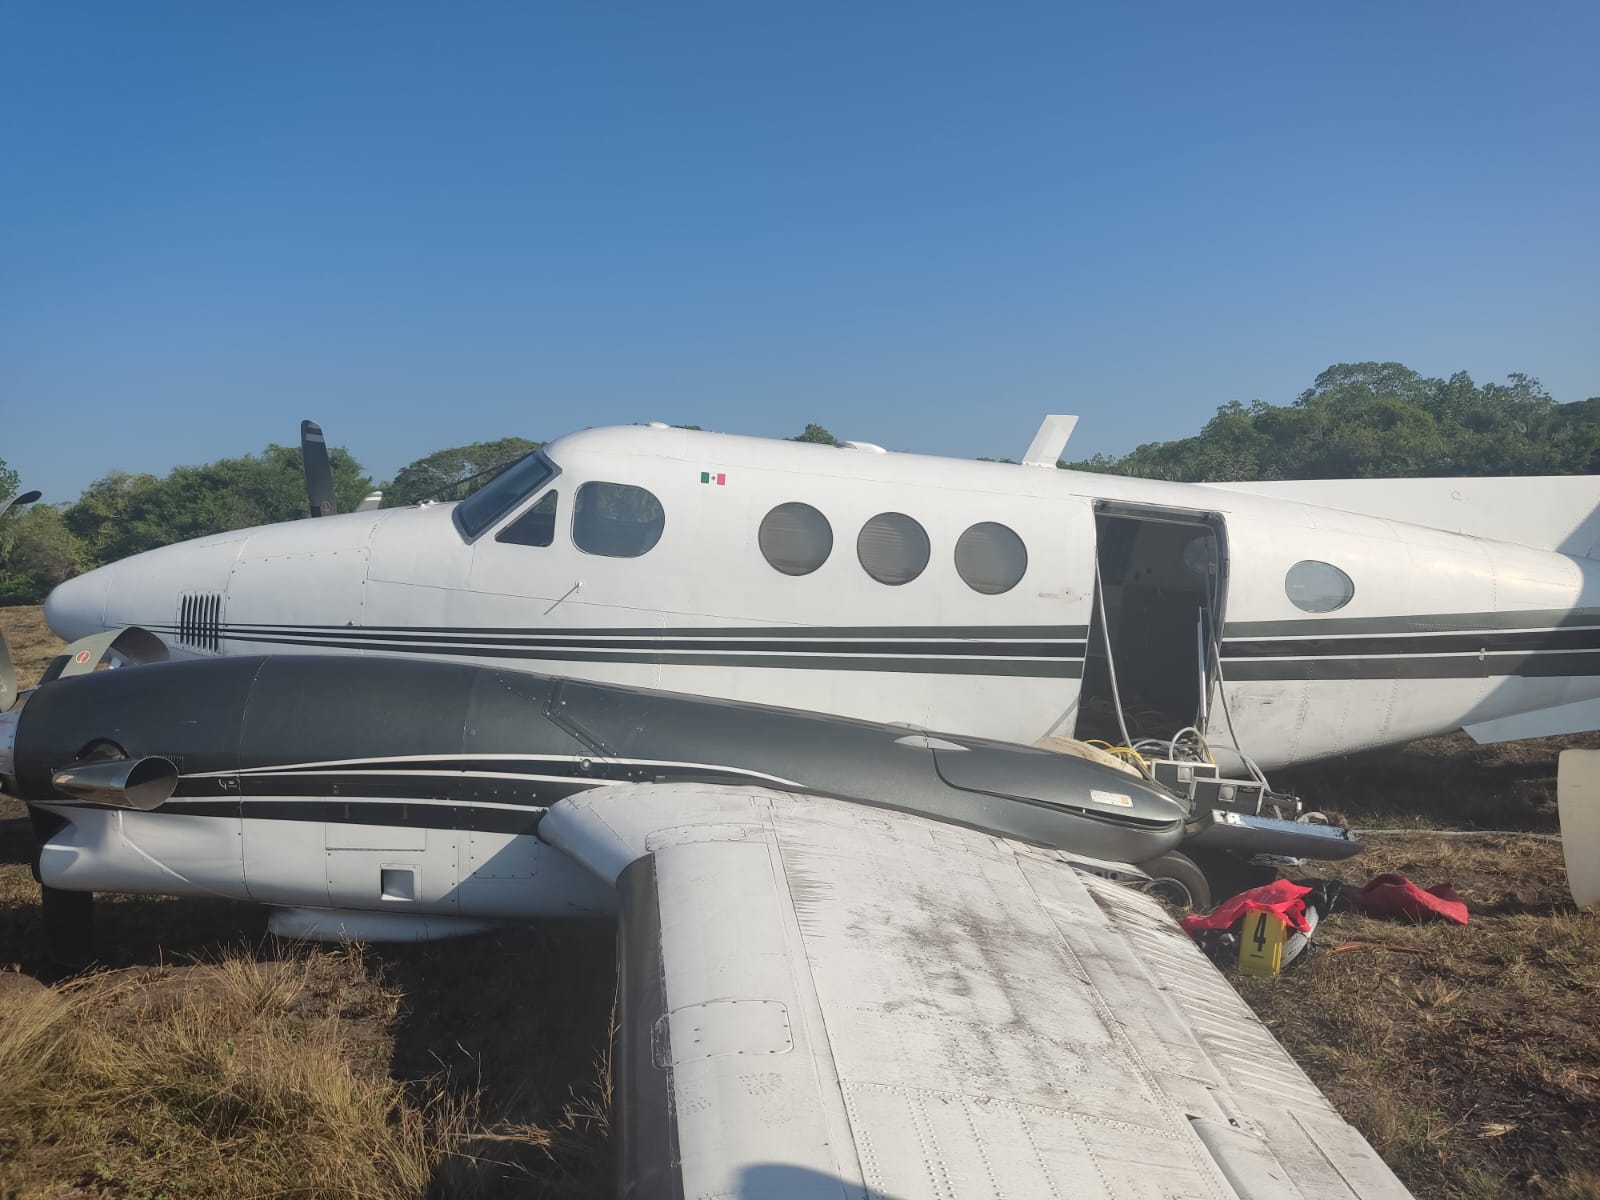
[1235,880,1600,1199]
[1239,736,1600,1199]
[0,866,614,1199]
[1281,730,1600,834]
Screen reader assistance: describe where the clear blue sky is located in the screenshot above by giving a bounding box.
[3,2,1597,500]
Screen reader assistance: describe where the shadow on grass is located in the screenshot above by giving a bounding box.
[375,921,617,1199]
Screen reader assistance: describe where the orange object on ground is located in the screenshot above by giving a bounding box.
[1180,878,1313,937]
[1346,873,1468,925]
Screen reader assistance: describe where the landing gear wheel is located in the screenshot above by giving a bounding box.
[1137,851,1211,912]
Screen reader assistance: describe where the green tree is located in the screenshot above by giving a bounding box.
[1066,363,1599,482]
[61,471,161,565]
[791,423,840,446]
[0,457,24,562]
[384,438,541,507]
[0,505,89,602]
[63,444,372,565]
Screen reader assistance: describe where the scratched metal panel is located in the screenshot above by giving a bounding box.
[543,783,1415,1199]
[649,837,862,1196]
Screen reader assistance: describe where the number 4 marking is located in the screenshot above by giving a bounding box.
[1253,912,1269,952]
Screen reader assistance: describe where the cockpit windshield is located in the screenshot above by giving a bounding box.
[453,451,560,541]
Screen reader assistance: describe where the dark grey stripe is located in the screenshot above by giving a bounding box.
[1223,649,1600,681]
[205,632,1086,677]
[1226,607,1600,638]
[215,630,1085,657]
[615,854,683,1200]
[156,799,547,834]
[210,622,1091,640]
[1224,627,1600,660]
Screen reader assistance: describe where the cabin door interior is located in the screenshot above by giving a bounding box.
[1075,504,1227,746]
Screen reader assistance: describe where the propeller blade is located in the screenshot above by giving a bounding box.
[0,629,15,713]
[0,488,41,524]
[39,627,169,685]
[301,420,337,518]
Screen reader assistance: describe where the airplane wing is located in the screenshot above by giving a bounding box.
[541,783,1414,1199]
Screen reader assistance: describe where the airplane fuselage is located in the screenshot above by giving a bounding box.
[44,423,1600,770]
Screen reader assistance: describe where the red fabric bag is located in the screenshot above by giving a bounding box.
[1346,873,1468,925]
[1180,878,1313,937]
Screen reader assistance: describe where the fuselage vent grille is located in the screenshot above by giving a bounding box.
[177,592,223,653]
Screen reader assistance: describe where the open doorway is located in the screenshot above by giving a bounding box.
[1075,505,1227,745]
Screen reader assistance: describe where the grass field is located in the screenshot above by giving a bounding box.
[2,605,1598,1198]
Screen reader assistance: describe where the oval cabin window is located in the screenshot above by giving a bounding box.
[954,522,1028,595]
[759,503,833,576]
[1285,560,1355,613]
[857,512,930,586]
[572,482,665,558]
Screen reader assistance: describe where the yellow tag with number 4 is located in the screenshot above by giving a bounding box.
[1238,910,1289,976]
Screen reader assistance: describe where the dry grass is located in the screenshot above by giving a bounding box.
[1232,828,1600,1199]
[0,949,460,1199]
[0,610,614,1199]
[0,931,615,1200]
[7,604,1600,1197]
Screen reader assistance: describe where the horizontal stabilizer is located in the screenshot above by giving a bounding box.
[1212,475,1600,557]
[1465,698,1600,743]
[1557,751,1600,908]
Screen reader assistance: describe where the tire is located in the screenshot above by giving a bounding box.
[1137,850,1212,912]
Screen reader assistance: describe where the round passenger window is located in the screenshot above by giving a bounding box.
[857,512,930,586]
[1285,560,1354,613]
[954,522,1027,594]
[759,502,833,576]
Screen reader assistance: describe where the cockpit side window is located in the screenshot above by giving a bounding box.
[496,491,559,547]
[572,482,665,558]
[453,451,559,541]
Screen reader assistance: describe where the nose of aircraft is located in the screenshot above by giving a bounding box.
[43,568,110,642]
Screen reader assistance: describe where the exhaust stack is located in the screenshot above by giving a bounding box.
[51,756,179,811]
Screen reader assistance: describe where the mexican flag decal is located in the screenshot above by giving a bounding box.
[700,471,727,486]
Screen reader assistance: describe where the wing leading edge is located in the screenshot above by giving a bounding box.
[540,783,1413,1200]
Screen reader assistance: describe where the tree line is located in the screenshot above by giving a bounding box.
[2,362,1596,603]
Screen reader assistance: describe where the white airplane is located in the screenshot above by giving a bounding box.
[42,416,1600,794]
[8,413,1596,1197]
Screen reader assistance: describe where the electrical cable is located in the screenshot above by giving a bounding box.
[1092,556,1134,752]
[1206,635,1271,788]
[1357,828,1560,841]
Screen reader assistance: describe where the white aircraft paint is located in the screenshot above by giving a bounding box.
[44,420,1600,771]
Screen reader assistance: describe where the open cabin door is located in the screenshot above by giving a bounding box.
[1074,502,1227,746]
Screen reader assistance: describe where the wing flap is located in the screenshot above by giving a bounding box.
[543,784,1413,1199]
